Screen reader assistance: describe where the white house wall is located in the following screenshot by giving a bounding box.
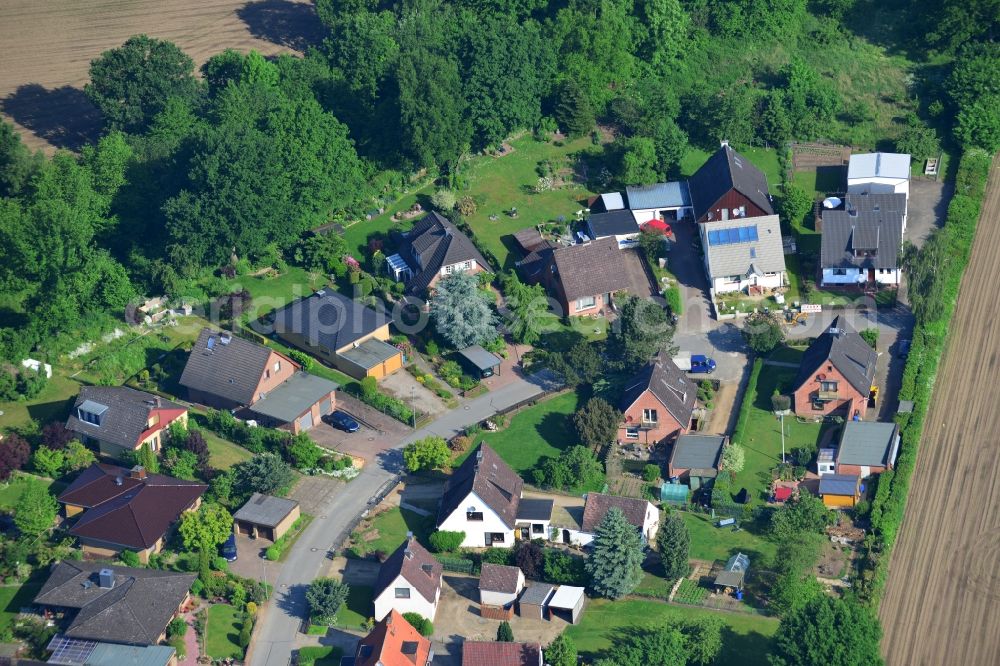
[847,179,909,198]
[821,268,899,286]
[555,528,594,547]
[711,272,784,294]
[438,491,514,548]
[630,206,692,223]
[373,574,439,622]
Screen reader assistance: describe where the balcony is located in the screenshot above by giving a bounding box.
[816,391,839,402]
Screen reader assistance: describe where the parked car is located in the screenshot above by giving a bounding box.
[688,354,717,374]
[897,339,912,359]
[326,410,360,432]
[221,532,238,562]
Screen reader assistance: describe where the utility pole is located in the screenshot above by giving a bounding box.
[780,411,786,464]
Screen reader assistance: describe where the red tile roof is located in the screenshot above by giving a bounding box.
[461,642,542,666]
[355,610,431,666]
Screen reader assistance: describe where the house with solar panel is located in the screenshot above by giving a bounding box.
[698,214,786,294]
[688,143,774,224]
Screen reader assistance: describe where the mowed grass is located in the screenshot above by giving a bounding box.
[0,372,81,432]
[469,390,582,473]
[0,573,46,634]
[0,474,62,512]
[681,511,777,564]
[201,428,253,470]
[348,507,435,558]
[205,604,245,660]
[332,585,373,630]
[564,599,778,666]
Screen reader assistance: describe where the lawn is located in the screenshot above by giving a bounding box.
[347,507,435,558]
[332,584,373,631]
[469,390,582,474]
[204,604,245,660]
[0,372,81,431]
[200,426,253,470]
[564,599,779,666]
[0,573,45,634]
[223,266,326,318]
[297,646,344,666]
[681,511,778,565]
[680,146,784,187]
[0,474,61,512]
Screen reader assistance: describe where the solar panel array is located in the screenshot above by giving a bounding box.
[48,635,99,665]
[708,225,759,246]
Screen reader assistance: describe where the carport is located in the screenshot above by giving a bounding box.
[548,586,586,624]
[456,345,502,378]
[517,583,554,620]
[233,493,300,542]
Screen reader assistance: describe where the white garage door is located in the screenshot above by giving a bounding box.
[298,412,314,431]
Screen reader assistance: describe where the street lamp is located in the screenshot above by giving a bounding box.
[259,553,268,599]
[780,411,786,464]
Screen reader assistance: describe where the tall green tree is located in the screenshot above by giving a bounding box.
[402,436,451,472]
[655,511,690,580]
[306,578,350,624]
[544,634,578,666]
[231,453,294,499]
[585,507,644,599]
[770,596,884,666]
[496,621,514,642]
[607,295,674,371]
[617,136,660,185]
[178,502,233,552]
[639,0,689,67]
[14,482,58,537]
[553,79,595,137]
[595,625,688,666]
[0,120,41,198]
[572,397,622,451]
[742,311,785,354]
[430,271,499,348]
[499,272,550,345]
[85,35,200,132]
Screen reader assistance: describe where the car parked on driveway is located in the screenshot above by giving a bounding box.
[221,532,238,562]
[325,410,360,432]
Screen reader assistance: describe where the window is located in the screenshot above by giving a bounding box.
[532,524,545,534]
[642,409,658,424]
[576,296,597,311]
[150,437,158,451]
[394,587,410,599]
[625,427,639,440]
[820,381,838,392]
[832,268,848,276]
[467,511,484,521]
[273,361,281,373]
[78,410,102,426]
[490,533,506,544]
[265,369,271,380]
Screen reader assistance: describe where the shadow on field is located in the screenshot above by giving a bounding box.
[238,0,327,52]
[1,83,102,151]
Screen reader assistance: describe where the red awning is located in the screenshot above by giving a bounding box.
[773,486,793,502]
[642,219,671,234]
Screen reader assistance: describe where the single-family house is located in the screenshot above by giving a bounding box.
[34,562,195,646]
[586,210,641,247]
[819,473,862,508]
[537,237,634,317]
[372,537,443,622]
[847,152,910,198]
[688,143,774,224]
[58,464,206,562]
[479,564,525,617]
[668,434,727,489]
[437,445,551,548]
[834,421,900,477]
[180,328,338,433]
[461,642,543,666]
[66,387,188,460]
[556,493,659,547]
[272,289,403,380]
[389,211,491,295]
[791,317,877,416]
[820,193,906,287]
[618,352,696,446]
[625,181,693,224]
[232,493,301,542]
[347,609,433,666]
[699,214,786,294]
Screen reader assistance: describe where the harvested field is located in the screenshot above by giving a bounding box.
[0,0,322,152]
[879,155,1000,665]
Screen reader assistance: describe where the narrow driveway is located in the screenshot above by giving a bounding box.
[249,367,559,666]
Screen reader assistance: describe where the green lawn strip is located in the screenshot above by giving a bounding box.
[297,646,343,666]
[331,585,373,631]
[765,346,805,366]
[204,604,245,660]
[564,598,778,666]
[0,372,82,432]
[0,473,60,513]
[348,507,435,558]
[680,512,777,564]
[465,390,582,474]
[201,427,253,470]
[0,572,46,634]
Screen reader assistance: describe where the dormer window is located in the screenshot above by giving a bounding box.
[77,400,108,426]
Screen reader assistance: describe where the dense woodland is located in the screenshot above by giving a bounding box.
[0,0,997,364]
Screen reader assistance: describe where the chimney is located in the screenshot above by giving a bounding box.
[154,396,161,408]
[404,531,414,558]
[98,568,115,589]
[130,465,146,480]
[114,476,124,486]
[720,139,730,148]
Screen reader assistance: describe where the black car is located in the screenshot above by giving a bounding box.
[326,410,360,433]
[221,532,238,562]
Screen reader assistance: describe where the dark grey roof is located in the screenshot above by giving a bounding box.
[516,498,553,522]
[792,316,878,396]
[457,345,502,371]
[821,194,905,271]
[701,215,785,279]
[35,562,194,646]
[479,564,523,594]
[247,372,338,423]
[516,246,554,283]
[401,212,491,294]
[714,552,749,588]
[233,493,299,528]
[819,473,860,496]
[373,537,442,604]
[66,387,185,451]
[512,227,552,254]
[836,421,899,468]
[272,289,390,353]
[587,210,640,238]
[671,434,726,472]
[688,145,773,220]
[625,181,691,209]
[550,237,632,302]
[438,444,523,529]
[518,583,554,606]
[338,338,401,370]
[179,328,276,405]
[619,353,696,428]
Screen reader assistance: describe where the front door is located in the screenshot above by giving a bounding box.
[867,268,876,283]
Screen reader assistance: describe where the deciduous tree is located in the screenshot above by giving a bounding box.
[607,295,674,371]
[544,634,578,666]
[742,311,785,354]
[770,596,884,666]
[14,482,58,537]
[306,578,350,625]
[179,502,233,553]
[403,436,451,472]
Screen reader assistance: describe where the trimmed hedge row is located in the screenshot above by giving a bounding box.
[731,357,764,448]
[854,149,993,605]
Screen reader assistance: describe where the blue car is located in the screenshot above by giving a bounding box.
[326,410,360,433]
[689,355,717,374]
[220,532,237,562]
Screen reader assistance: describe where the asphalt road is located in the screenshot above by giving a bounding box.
[249,368,559,666]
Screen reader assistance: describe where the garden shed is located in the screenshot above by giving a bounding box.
[517,583,554,620]
[456,345,503,378]
[713,552,749,593]
[547,585,586,624]
[233,493,300,542]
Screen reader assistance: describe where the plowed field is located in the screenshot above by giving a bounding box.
[880,155,1000,665]
[0,0,320,152]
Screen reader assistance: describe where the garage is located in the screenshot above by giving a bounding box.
[246,372,338,434]
[517,583,554,620]
[547,585,586,624]
[232,493,301,543]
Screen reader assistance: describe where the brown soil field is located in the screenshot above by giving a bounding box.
[0,0,322,153]
[880,155,1000,665]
